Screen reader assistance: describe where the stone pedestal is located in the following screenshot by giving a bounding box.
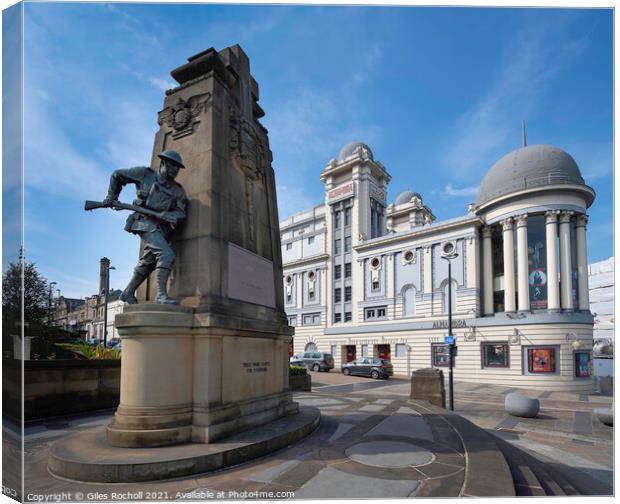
[106,304,194,448]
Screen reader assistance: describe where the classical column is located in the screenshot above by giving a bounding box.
[502,218,516,312]
[482,226,494,315]
[575,214,590,311]
[545,211,560,311]
[559,211,574,311]
[516,215,530,311]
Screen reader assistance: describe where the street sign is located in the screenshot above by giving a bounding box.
[444,335,455,345]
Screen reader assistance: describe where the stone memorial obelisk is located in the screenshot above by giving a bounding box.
[107,45,297,447]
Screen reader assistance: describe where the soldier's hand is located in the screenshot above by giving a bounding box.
[102,196,119,208]
[161,212,178,224]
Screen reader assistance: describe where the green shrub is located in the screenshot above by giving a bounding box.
[289,365,307,376]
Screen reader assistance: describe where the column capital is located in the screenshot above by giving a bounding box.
[574,214,589,228]
[545,210,560,224]
[482,226,493,239]
[501,217,514,231]
[559,210,574,224]
[516,214,528,228]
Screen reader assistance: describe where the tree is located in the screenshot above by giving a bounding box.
[2,260,50,326]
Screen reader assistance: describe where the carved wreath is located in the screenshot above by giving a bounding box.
[158,93,212,131]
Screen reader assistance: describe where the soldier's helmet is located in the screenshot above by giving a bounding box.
[158,150,185,168]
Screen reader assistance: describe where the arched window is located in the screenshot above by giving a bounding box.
[442,280,457,314]
[304,342,318,352]
[402,286,416,317]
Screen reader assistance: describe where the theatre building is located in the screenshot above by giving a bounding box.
[280,141,596,391]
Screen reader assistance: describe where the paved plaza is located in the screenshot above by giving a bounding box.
[6,372,613,500]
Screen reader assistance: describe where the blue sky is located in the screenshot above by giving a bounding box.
[4,2,613,299]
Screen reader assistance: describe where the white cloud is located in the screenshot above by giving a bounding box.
[442,184,479,197]
[276,185,319,222]
[148,77,175,92]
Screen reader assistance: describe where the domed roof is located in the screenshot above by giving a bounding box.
[394,190,422,206]
[476,144,586,207]
[337,141,374,162]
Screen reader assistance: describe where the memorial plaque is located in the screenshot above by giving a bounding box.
[228,242,276,308]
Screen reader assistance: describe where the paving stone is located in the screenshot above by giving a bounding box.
[365,414,434,441]
[247,451,312,482]
[294,466,419,498]
[573,411,593,436]
[373,399,395,405]
[327,423,355,442]
[338,412,373,423]
[295,397,345,407]
[358,404,386,412]
[345,441,434,468]
[272,460,324,488]
[396,406,421,415]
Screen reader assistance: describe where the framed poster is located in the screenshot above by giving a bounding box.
[432,343,450,367]
[575,352,591,378]
[482,343,509,368]
[529,268,548,309]
[527,347,556,373]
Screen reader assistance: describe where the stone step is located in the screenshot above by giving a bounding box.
[493,435,580,496]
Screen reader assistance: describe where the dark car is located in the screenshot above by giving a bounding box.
[341,357,393,379]
[295,352,334,372]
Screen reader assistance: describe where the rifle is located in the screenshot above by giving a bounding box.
[84,200,175,223]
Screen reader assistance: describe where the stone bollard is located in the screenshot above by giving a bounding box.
[410,368,446,408]
[594,408,613,426]
[505,393,540,418]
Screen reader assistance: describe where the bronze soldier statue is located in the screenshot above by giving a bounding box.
[102,150,187,305]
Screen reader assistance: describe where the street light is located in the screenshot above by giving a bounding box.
[103,264,116,347]
[440,241,458,411]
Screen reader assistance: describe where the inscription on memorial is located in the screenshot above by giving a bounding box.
[242,361,271,373]
[228,242,276,308]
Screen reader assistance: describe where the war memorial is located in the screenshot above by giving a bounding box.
[47,45,320,482]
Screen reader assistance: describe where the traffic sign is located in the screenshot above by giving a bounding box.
[444,335,455,345]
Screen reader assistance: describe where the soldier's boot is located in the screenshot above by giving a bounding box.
[120,271,146,304]
[155,267,179,305]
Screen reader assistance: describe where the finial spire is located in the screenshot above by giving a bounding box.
[521,119,527,147]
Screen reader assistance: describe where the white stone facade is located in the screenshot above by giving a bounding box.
[280,141,598,391]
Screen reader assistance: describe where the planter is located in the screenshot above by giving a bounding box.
[290,374,311,392]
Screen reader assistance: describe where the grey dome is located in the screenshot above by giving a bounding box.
[395,190,422,206]
[338,141,373,162]
[476,144,586,207]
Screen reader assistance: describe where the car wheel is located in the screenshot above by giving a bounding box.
[343,368,351,376]
[371,370,379,379]
[312,363,320,372]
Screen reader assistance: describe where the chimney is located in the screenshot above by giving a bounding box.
[99,257,110,295]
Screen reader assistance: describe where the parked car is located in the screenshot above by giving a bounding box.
[289,358,305,367]
[295,352,334,372]
[341,358,393,379]
[107,338,121,348]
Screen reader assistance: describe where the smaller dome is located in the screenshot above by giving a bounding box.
[395,190,422,206]
[338,141,373,162]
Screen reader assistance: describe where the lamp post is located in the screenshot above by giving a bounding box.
[441,242,458,411]
[103,264,116,347]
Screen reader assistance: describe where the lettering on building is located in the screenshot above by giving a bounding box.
[327,182,354,203]
[432,319,467,329]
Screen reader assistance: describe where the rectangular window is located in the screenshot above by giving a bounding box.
[345,263,352,278]
[575,351,591,378]
[482,343,509,368]
[334,211,341,229]
[395,343,407,358]
[308,290,315,301]
[334,288,342,302]
[286,243,292,250]
[345,286,352,302]
[334,313,342,323]
[344,312,352,322]
[344,207,351,226]
[286,293,292,303]
[372,280,380,291]
[334,265,342,280]
[364,306,387,320]
[302,313,321,326]
[308,236,315,245]
[344,236,352,252]
[432,344,451,367]
[288,316,297,326]
[526,347,557,373]
[362,344,369,357]
[334,239,341,255]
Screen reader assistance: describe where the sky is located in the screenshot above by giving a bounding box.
[2,2,614,299]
